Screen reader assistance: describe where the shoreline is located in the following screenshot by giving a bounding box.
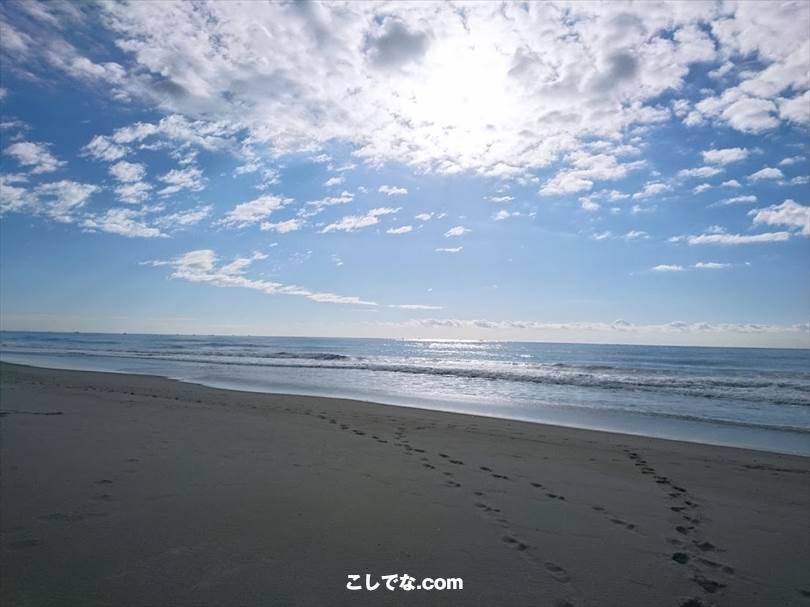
[2,362,809,606]
[3,357,808,457]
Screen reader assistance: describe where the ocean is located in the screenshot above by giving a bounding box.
[1,331,808,455]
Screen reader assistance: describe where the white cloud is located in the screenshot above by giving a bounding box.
[748,167,784,181]
[377,318,809,347]
[633,181,671,199]
[488,195,514,203]
[779,90,810,125]
[693,262,732,269]
[720,179,742,188]
[624,230,649,241]
[109,160,146,183]
[260,218,304,234]
[33,181,98,222]
[0,3,710,181]
[651,264,684,272]
[378,185,408,196]
[321,207,400,233]
[323,176,345,187]
[386,225,413,234]
[435,246,462,253]
[82,207,164,238]
[715,195,758,206]
[115,181,152,204]
[82,135,127,162]
[154,205,212,229]
[678,166,723,179]
[415,212,434,221]
[302,191,355,217]
[779,156,806,166]
[444,225,470,237]
[749,199,810,236]
[685,231,791,245]
[540,154,645,195]
[493,209,522,220]
[158,166,205,196]
[108,114,238,151]
[6,1,808,188]
[4,141,64,173]
[221,195,289,228]
[708,61,734,80]
[702,147,749,165]
[0,118,28,131]
[690,94,781,134]
[146,249,377,305]
[579,197,600,212]
[0,177,97,222]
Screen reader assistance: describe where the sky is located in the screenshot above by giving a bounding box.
[0,0,809,348]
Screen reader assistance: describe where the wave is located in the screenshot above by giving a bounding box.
[4,346,808,407]
[0,345,353,362]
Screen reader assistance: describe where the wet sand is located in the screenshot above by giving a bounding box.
[1,362,809,607]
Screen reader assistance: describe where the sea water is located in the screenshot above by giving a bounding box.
[1,331,808,455]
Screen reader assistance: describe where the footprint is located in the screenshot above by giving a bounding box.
[449,459,464,465]
[672,552,690,564]
[694,541,717,552]
[480,466,492,472]
[692,575,726,593]
[95,479,113,485]
[697,558,734,575]
[544,562,570,583]
[531,482,544,488]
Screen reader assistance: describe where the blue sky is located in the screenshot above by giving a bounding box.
[0,1,809,347]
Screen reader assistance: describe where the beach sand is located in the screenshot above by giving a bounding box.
[1,362,808,607]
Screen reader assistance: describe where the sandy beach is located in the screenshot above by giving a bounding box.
[1,362,808,607]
